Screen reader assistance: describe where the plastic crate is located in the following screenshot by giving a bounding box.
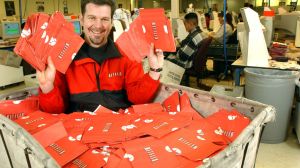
[0,84,275,168]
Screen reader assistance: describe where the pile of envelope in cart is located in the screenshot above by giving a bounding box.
[11,91,250,168]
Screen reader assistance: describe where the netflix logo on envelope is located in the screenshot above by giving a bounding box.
[0,96,39,120]
[81,115,132,144]
[132,113,191,138]
[14,111,67,147]
[161,128,224,161]
[45,136,88,166]
[14,12,84,73]
[206,109,251,142]
[63,149,106,168]
[116,8,176,62]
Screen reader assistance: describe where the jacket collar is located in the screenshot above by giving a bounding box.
[74,37,121,65]
[190,26,202,34]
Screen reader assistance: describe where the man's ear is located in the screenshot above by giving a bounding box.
[79,14,83,25]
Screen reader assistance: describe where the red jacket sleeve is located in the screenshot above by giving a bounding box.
[124,59,161,104]
[39,72,68,114]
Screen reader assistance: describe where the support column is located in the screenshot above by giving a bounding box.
[171,0,180,19]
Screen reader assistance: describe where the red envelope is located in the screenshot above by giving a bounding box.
[87,142,109,149]
[27,13,50,52]
[64,122,90,142]
[176,155,203,168]
[117,156,133,168]
[162,91,181,115]
[61,112,96,140]
[0,96,39,120]
[132,103,164,115]
[81,115,132,144]
[132,113,191,138]
[206,109,251,142]
[118,107,135,115]
[179,92,204,120]
[122,137,180,168]
[14,13,50,72]
[45,136,88,166]
[46,24,84,73]
[34,12,67,59]
[63,149,106,168]
[15,111,68,147]
[16,39,45,70]
[116,8,175,63]
[126,17,151,60]
[104,148,125,168]
[14,15,33,53]
[14,11,84,73]
[161,128,224,161]
[116,32,139,62]
[128,17,155,62]
[185,120,230,146]
[139,8,176,52]
[94,105,117,114]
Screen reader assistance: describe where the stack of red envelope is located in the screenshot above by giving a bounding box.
[116,8,176,63]
[0,95,39,120]
[14,111,67,147]
[45,136,89,166]
[206,109,251,142]
[9,91,252,167]
[14,111,89,167]
[14,12,84,73]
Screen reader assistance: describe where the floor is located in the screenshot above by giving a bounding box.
[189,60,300,168]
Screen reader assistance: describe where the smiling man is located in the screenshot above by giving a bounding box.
[37,0,164,113]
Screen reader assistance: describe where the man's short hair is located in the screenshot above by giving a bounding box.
[81,0,116,18]
[184,12,198,26]
[218,12,224,18]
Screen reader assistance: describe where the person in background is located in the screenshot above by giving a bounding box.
[205,13,210,30]
[131,8,139,21]
[209,12,234,44]
[166,12,203,69]
[186,3,195,13]
[37,0,164,113]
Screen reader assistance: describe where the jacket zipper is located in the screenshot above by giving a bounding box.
[93,63,101,92]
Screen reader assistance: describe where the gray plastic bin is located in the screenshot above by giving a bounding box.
[294,81,300,144]
[244,68,299,143]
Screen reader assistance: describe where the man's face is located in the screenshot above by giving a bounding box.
[183,20,193,33]
[218,16,224,24]
[80,3,112,48]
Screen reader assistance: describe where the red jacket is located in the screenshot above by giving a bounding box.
[39,40,160,113]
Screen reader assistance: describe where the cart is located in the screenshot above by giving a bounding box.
[0,84,275,168]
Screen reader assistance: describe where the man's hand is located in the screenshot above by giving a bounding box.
[148,43,164,80]
[37,56,56,94]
